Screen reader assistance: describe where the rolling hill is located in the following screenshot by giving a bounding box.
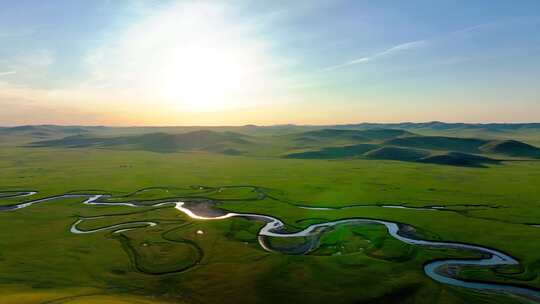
[419,152,500,167]
[21,124,540,166]
[384,136,488,153]
[296,129,413,142]
[29,130,252,154]
[285,143,500,167]
[286,144,378,159]
[283,130,540,167]
[363,146,430,161]
[480,140,540,158]
[0,125,92,138]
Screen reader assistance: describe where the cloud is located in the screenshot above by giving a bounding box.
[322,19,530,72]
[449,22,498,37]
[450,17,540,38]
[0,71,16,77]
[323,40,426,71]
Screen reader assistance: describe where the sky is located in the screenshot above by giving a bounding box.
[1,0,539,126]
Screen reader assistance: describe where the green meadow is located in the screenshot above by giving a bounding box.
[1,124,540,303]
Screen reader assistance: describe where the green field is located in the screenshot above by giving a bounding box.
[1,124,540,303]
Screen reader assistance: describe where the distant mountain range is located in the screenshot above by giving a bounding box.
[2,121,540,135]
[323,121,540,131]
[2,123,540,167]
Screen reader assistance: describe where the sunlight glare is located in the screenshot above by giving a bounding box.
[155,44,253,112]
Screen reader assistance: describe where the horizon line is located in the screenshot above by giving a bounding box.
[2,121,540,128]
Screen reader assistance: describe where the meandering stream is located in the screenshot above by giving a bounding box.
[2,191,540,302]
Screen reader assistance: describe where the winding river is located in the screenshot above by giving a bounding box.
[2,191,540,302]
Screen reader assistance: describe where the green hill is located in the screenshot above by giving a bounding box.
[294,129,413,143]
[384,136,488,153]
[0,125,91,138]
[363,146,430,161]
[419,152,500,167]
[363,147,499,167]
[24,126,540,163]
[480,140,540,158]
[285,144,378,159]
[29,130,252,154]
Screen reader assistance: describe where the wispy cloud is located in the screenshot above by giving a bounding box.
[322,19,518,72]
[450,17,540,38]
[0,71,16,77]
[450,22,498,37]
[323,40,426,71]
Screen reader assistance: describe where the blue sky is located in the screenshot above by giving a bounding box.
[1,0,539,125]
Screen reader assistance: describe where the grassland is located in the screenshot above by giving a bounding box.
[1,124,540,303]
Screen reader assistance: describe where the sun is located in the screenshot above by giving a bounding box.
[123,3,272,113]
[86,2,277,114]
[155,44,252,112]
